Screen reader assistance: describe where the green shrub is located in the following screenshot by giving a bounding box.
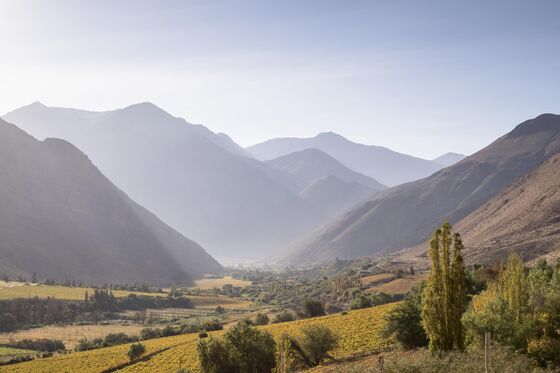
[198,322,276,373]
[127,342,146,361]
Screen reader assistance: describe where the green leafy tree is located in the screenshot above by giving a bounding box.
[383,282,428,348]
[127,342,146,361]
[421,222,467,352]
[287,325,339,368]
[198,322,276,373]
[302,299,325,318]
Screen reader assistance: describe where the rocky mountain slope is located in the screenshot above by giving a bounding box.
[277,114,560,266]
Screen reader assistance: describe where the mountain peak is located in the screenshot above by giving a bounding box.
[315,131,346,140]
[507,113,560,139]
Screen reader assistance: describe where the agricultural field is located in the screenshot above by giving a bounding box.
[361,273,395,286]
[366,274,426,294]
[188,295,252,309]
[0,324,152,350]
[0,283,167,301]
[0,303,395,372]
[190,276,251,290]
[0,347,36,363]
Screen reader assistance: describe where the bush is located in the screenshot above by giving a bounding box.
[127,342,146,361]
[383,283,427,349]
[527,336,560,367]
[198,322,276,373]
[382,345,539,373]
[289,324,339,368]
[272,310,295,324]
[202,320,223,332]
[103,332,137,347]
[198,332,208,339]
[6,339,65,352]
[302,299,325,318]
[254,313,270,325]
[75,337,101,351]
[140,327,162,340]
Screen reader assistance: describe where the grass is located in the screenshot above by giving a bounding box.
[1,303,396,373]
[0,346,36,359]
[366,274,426,294]
[190,276,251,290]
[0,283,167,301]
[307,346,548,373]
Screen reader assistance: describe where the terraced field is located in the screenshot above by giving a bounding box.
[0,303,396,373]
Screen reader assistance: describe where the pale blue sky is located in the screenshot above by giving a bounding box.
[1,0,559,158]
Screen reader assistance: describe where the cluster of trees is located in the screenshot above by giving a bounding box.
[463,255,560,367]
[2,339,65,353]
[0,290,195,332]
[383,222,560,369]
[76,332,139,351]
[0,297,73,331]
[197,321,339,373]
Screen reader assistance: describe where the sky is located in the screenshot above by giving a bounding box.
[1,0,559,159]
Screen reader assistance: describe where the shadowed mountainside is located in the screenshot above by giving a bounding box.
[3,102,325,260]
[0,118,221,284]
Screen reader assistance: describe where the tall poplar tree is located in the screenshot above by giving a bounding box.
[421,222,467,352]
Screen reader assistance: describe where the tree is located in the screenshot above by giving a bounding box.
[302,299,325,318]
[383,282,428,348]
[127,342,146,361]
[421,222,467,352]
[287,325,339,368]
[198,322,276,373]
[254,313,270,325]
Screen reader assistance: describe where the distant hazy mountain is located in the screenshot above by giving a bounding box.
[277,114,560,266]
[3,102,324,260]
[300,175,376,217]
[246,132,442,186]
[456,153,560,264]
[0,118,221,284]
[265,148,385,191]
[432,152,466,167]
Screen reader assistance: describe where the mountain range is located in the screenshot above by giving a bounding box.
[246,132,446,186]
[0,118,221,284]
[277,114,560,266]
[3,103,326,260]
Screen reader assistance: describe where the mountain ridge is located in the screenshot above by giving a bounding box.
[0,117,221,284]
[276,113,560,266]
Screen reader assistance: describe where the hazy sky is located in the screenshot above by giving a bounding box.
[1,0,559,159]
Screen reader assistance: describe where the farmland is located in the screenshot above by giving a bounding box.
[0,347,36,363]
[0,283,167,301]
[0,324,151,350]
[190,276,252,290]
[0,303,395,372]
[366,274,426,294]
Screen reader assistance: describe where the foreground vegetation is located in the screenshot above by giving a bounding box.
[0,304,395,372]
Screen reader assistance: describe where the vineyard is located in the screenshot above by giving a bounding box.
[0,303,396,373]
